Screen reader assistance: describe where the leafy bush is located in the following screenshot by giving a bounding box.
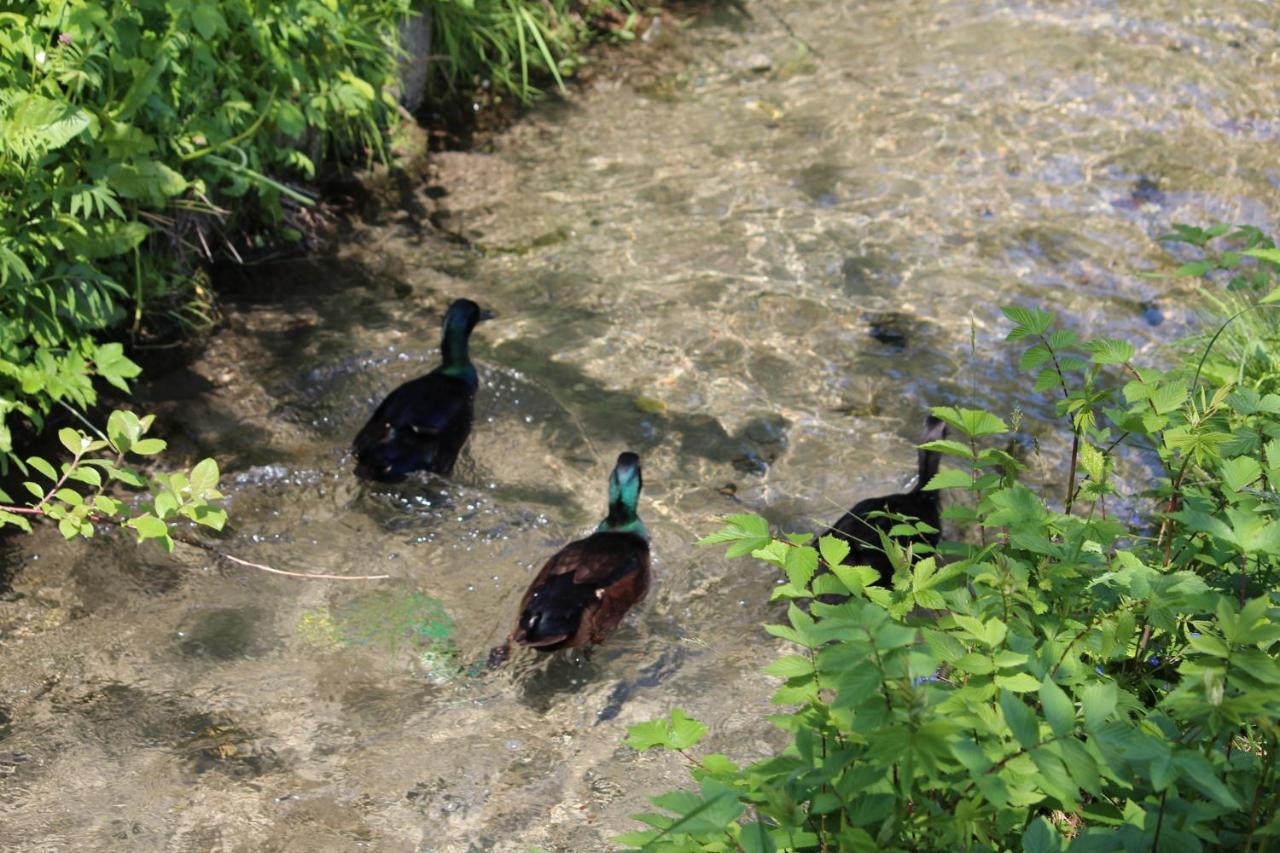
[0,407,224,550]
[0,0,409,461]
[621,283,1280,849]
[1159,223,1280,395]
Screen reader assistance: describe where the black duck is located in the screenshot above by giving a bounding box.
[353,298,491,481]
[823,415,947,584]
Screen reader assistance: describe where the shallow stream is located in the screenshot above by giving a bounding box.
[3,1,1280,849]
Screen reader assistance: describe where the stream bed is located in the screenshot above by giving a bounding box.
[3,1,1279,849]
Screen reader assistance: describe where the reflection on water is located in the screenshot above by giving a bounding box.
[3,0,1279,848]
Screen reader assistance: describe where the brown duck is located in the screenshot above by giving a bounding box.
[490,452,650,665]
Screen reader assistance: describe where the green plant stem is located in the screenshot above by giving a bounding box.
[180,85,280,161]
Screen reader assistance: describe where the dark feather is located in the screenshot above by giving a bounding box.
[353,370,474,480]
[822,415,947,585]
[513,531,650,650]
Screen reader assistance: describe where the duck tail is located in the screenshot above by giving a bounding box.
[916,415,948,490]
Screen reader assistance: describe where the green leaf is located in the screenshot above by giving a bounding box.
[58,427,86,455]
[932,406,1007,438]
[817,534,850,568]
[26,456,56,481]
[1243,247,1280,265]
[1022,816,1065,853]
[765,655,814,679]
[127,514,168,541]
[1151,381,1188,415]
[189,458,220,497]
[784,545,818,588]
[191,3,227,39]
[4,95,90,153]
[740,820,777,853]
[1039,679,1075,737]
[1086,339,1135,365]
[107,158,189,206]
[131,438,167,456]
[625,709,707,752]
[1000,691,1040,749]
[923,469,973,491]
[0,511,33,533]
[1080,683,1116,731]
[995,673,1042,693]
[1174,259,1215,277]
[1221,456,1261,492]
[190,505,227,531]
[1001,305,1054,337]
[63,220,150,260]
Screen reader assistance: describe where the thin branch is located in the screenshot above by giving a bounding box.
[211,548,390,581]
[1,501,389,582]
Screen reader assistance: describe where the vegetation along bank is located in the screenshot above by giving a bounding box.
[0,0,672,470]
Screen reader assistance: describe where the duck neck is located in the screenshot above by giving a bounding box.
[915,447,940,492]
[439,322,474,381]
[597,477,648,539]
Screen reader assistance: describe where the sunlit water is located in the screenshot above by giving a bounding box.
[3,1,1279,849]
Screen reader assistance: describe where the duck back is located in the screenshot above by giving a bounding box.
[353,368,475,480]
[514,531,650,651]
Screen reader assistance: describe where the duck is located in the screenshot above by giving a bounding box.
[821,415,947,585]
[353,298,491,481]
[489,452,651,665]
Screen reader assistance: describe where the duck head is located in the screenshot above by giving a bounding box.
[440,298,494,376]
[599,451,648,539]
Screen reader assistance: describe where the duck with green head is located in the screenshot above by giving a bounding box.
[353,298,492,481]
[490,452,651,664]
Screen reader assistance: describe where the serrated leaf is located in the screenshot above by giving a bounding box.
[923,468,972,491]
[1221,456,1261,492]
[817,534,850,567]
[1039,679,1075,737]
[1080,682,1116,731]
[1078,442,1105,482]
[765,655,814,680]
[1086,338,1135,366]
[1000,691,1040,748]
[1001,305,1054,337]
[784,545,818,589]
[995,673,1042,692]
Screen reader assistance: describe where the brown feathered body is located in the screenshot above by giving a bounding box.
[513,531,650,651]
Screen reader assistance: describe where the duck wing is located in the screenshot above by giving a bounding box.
[514,532,650,649]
